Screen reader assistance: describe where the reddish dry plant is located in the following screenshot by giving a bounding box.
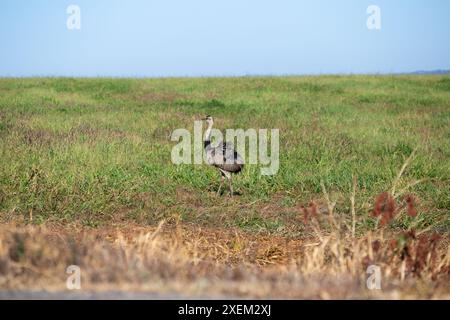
[404,194,418,217]
[372,239,381,253]
[367,192,446,280]
[302,201,318,225]
[372,192,397,225]
[372,192,420,225]
[363,231,445,280]
[393,231,443,279]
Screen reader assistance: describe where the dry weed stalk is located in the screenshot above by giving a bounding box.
[351,175,357,238]
[391,147,417,196]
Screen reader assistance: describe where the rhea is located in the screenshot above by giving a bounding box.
[203,116,244,196]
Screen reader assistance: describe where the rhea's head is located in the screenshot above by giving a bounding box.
[202,115,214,126]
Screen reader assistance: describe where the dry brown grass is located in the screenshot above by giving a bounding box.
[0,216,448,299]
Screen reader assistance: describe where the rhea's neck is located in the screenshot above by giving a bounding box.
[204,121,213,148]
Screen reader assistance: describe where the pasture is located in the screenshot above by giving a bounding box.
[0,76,449,298]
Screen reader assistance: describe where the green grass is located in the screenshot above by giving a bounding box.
[0,76,449,234]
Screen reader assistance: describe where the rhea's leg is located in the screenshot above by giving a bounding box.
[228,175,233,197]
[217,175,224,196]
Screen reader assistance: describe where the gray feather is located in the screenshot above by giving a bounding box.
[206,141,244,173]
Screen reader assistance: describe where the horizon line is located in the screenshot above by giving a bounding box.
[1,69,450,80]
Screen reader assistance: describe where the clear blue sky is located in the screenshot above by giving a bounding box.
[0,0,449,77]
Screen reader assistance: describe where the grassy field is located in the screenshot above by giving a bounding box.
[0,76,449,298]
